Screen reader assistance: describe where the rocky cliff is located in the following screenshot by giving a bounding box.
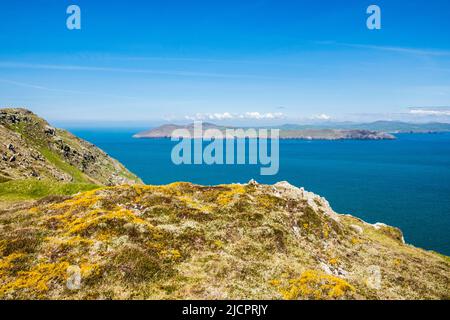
[0,108,141,186]
[0,180,448,299]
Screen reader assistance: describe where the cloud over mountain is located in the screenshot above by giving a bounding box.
[409,107,450,116]
[185,112,285,121]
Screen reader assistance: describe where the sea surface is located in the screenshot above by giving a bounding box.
[70,128,450,255]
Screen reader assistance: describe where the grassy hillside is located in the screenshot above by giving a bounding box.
[0,181,448,300]
[0,179,99,201]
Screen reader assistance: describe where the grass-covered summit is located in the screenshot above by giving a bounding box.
[0,108,141,187]
[0,181,448,299]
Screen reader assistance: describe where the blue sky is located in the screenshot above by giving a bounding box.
[1,0,450,124]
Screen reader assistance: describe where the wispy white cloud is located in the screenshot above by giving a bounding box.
[241,112,285,120]
[317,41,450,57]
[409,107,450,116]
[0,62,277,80]
[0,78,139,100]
[185,112,285,121]
[0,78,49,90]
[100,54,308,68]
[310,113,331,120]
[185,112,234,121]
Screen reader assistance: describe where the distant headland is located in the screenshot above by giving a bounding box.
[133,122,397,140]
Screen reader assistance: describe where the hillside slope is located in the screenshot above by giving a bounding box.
[0,108,141,186]
[0,181,448,300]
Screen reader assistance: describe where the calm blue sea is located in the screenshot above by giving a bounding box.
[70,128,450,255]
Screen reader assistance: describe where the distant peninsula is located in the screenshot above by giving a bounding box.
[133,123,396,140]
[274,121,450,133]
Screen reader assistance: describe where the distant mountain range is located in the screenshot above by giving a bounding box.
[272,121,450,133]
[133,122,396,140]
[133,121,450,140]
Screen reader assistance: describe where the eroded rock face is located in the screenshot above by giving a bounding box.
[0,181,448,300]
[273,181,340,222]
[0,108,141,185]
[0,125,72,182]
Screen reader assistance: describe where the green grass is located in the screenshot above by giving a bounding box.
[38,146,93,184]
[9,121,27,136]
[432,252,450,263]
[0,179,99,201]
